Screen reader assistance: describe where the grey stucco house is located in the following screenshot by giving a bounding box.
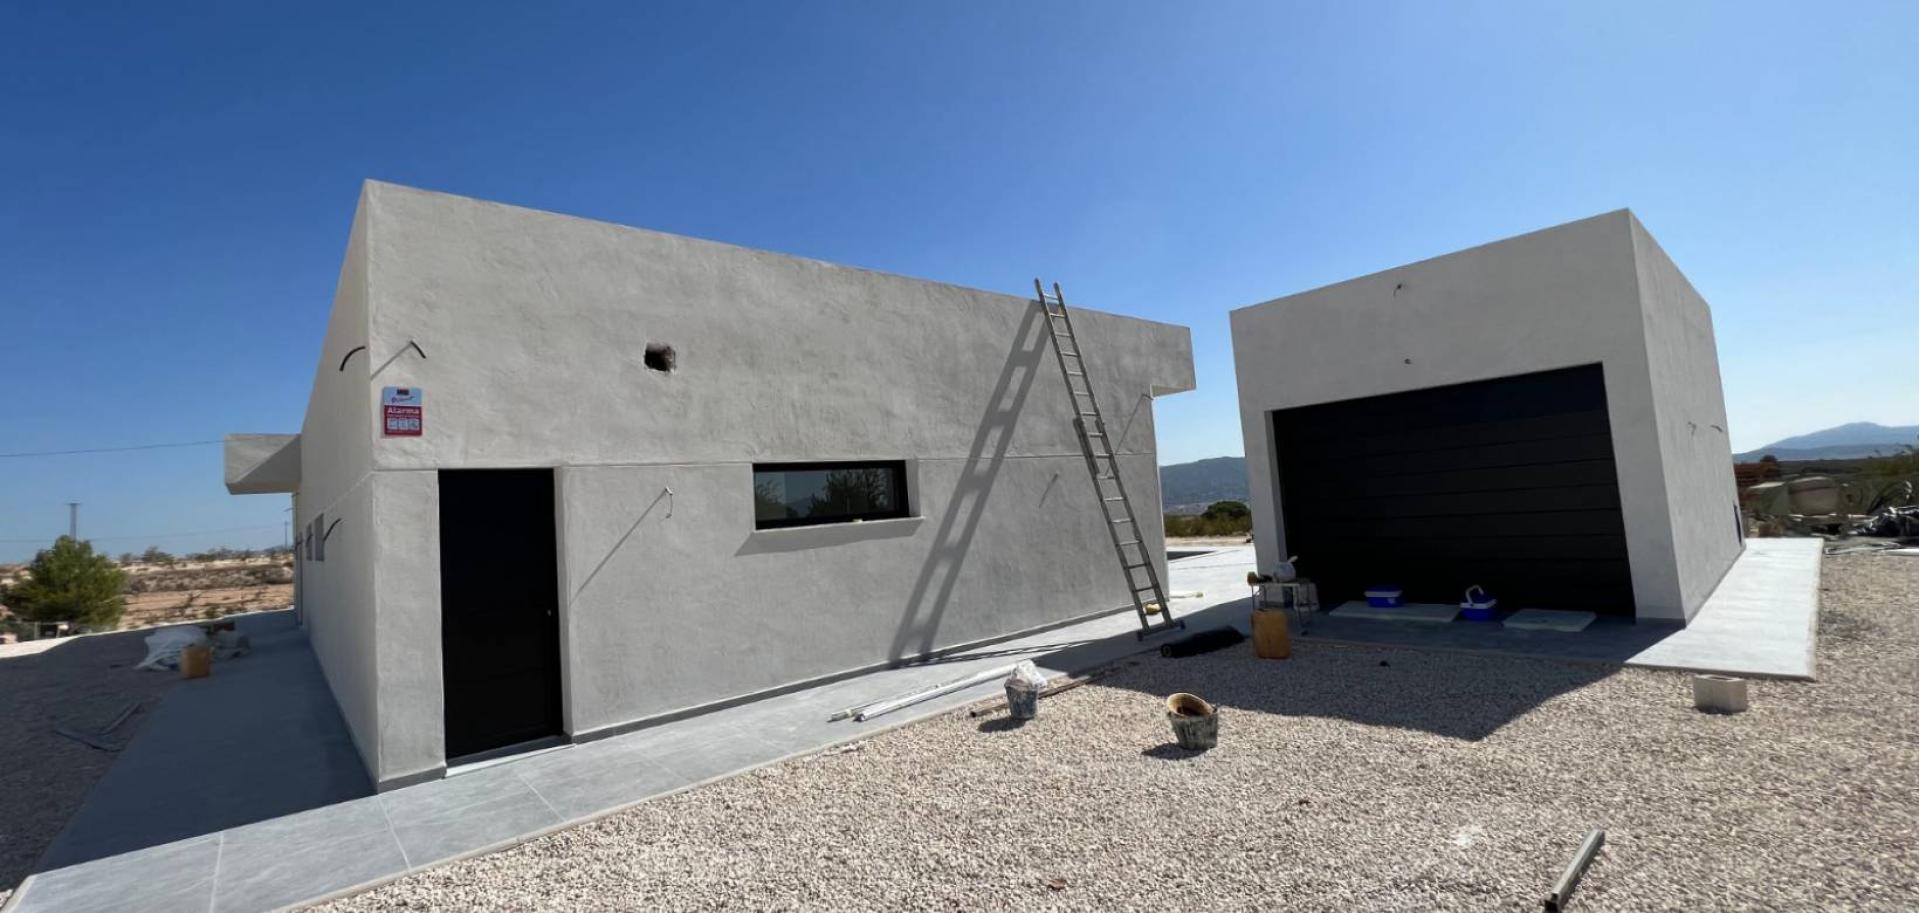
[1231,210,1741,624]
[227,181,1194,789]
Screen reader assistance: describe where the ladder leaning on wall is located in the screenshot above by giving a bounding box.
[1035,279,1185,640]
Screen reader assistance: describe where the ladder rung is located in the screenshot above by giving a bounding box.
[1073,389,1094,396]
[1078,411,1099,417]
[1111,518,1134,524]
[1103,497,1125,502]
[1065,370,1085,376]
[1124,561,1151,569]
[1116,539,1141,547]
[1084,430,1104,437]
[1134,584,1159,593]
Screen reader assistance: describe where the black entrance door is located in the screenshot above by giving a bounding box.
[1271,364,1635,616]
[439,469,563,761]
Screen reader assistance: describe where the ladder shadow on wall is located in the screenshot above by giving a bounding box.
[889,304,1047,661]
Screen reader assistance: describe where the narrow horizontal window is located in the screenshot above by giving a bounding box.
[753,461,909,530]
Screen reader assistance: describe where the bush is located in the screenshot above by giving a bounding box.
[1860,441,1919,478]
[1201,500,1250,521]
[1164,511,1253,539]
[2,536,128,628]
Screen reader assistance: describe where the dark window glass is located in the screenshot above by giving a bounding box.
[753,461,909,529]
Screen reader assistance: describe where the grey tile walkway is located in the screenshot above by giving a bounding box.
[8,541,1819,912]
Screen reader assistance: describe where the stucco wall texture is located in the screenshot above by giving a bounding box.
[285,182,1193,788]
[1230,210,1740,625]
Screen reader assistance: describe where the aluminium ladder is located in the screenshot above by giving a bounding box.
[1035,280,1185,640]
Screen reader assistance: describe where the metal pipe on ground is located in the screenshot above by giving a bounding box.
[1543,829,1606,912]
[831,664,1023,723]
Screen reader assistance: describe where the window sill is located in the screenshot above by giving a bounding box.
[737,515,925,555]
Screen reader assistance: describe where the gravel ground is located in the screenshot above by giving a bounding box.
[0,628,179,901]
[322,555,1918,912]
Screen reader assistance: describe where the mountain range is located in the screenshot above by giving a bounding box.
[1734,422,1919,461]
[1158,422,1917,512]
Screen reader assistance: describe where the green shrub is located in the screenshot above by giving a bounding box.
[2,536,128,628]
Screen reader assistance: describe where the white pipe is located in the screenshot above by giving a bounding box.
[852,664,1021,722]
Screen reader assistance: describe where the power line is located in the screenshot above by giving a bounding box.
[0,439,223,459]
[0,524,283,545]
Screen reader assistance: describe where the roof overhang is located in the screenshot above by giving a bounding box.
[224,434,300,494]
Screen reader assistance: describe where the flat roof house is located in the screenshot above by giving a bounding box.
[227,182,1194,789]
[1231,211,1741,624]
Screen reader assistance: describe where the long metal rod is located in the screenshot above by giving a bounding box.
[1543,829,1606,912]
[852,664,1020,722]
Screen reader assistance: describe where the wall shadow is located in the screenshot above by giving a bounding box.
[889,303,1048,660]
[1082,604,1620,742]
[571,487,670,602]
[736,516,923,556]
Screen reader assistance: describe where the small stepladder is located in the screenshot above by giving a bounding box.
[1036,280,1186,640]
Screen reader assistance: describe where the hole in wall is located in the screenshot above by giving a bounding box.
[644,344,676,373]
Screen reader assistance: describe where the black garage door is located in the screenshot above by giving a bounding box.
[1271,363,1634,616]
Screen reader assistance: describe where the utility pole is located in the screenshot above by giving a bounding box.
[67,502,80,540]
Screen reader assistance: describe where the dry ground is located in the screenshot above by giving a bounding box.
[118,582,292,629]
[0,629,180,901]
[318,554,1918,912]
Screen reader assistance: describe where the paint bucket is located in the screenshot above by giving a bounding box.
[180,644,211,680]
[1003,661,1046,721]
[1165,692,1218,750]
[1251,607,1291,659]
[1005,682,1040,720]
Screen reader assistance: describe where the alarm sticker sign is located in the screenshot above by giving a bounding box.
[382,387,423,437]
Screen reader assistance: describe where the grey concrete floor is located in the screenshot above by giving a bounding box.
[36,611,371,871]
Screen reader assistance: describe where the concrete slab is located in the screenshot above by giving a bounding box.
[1504,609,1597,632]
[1624,538,1822,680]
[1329,601,1461,623]
[36,611,372,871]
[7,835,217,913]
[208,801,406,913]
[1298,539,1822,680]
[4,551,1261,913]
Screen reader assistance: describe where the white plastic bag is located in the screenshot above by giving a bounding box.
[137,625,208,671]
[1004,660,1047,694]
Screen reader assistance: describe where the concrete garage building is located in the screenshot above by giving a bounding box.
[226,181,1194,789]
[1231,211,1740,624]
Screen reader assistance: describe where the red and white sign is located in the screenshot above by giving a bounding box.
[382,386,423,437]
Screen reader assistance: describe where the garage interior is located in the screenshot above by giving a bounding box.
[1270,363,1635,616]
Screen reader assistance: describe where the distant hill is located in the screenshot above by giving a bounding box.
[1736,422,1919,462]
[1160,456,1247,514]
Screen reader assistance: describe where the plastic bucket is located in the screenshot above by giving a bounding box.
[181,644,211,680]
[1166,693,1218,750]
[1251,607,1291,659]
[1005,682,1040,720]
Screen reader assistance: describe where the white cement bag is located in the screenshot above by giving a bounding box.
[1005,660,1047,694]
[137,625,208,671]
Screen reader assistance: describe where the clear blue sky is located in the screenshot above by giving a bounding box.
[3,2,1915,561]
